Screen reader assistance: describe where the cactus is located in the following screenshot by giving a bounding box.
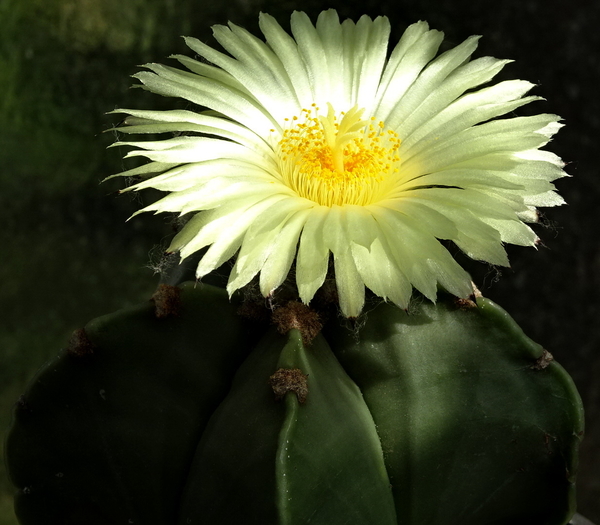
[4,7,583,524]
[6,282,583,524]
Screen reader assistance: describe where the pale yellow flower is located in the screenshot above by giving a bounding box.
[109,10,566,317]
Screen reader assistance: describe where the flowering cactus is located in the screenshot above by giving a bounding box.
[6,10,583,525]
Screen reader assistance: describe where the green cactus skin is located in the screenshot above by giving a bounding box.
[326,297,584,525]
[5,283,583,524]
[6,283,259,524]
[179,328,397,524]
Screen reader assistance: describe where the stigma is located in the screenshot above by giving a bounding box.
[277,104,401,207]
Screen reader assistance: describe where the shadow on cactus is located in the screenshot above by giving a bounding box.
[5,8,584,525]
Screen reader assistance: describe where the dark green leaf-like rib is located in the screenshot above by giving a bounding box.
[275,330,397,525]
[179,328,397,525]
[326,296,584,525]
[6,283,255,525]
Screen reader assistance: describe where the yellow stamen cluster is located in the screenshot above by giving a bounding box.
[277,104,401,207]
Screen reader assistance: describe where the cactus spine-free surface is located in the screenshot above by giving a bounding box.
[6,282,583,524]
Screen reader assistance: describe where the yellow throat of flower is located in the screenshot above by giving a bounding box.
[277,104,401,207]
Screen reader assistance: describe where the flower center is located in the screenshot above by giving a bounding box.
[277,104,401,207]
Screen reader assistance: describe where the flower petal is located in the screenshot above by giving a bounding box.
[375,22,444,121]
[350,233,413,308]
[384,34,483,130]
[133,64,275,134]
[334,248,365,318]
[194,195,289,279]
[260,209,313,296]
[296,206,330,304]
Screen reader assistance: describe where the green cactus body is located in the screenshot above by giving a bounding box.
[5,283,583,524]
[326,298,583,524]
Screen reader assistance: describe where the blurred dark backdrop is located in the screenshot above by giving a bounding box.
[1,0,598,523]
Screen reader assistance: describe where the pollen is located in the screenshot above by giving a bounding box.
[277,104,401,207]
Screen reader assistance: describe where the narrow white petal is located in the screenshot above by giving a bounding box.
[104,161,178,182]
[259,13,314,108]
[517,208,539,223]
[316,10,346,105]
[515,149,565,166]
[371,207,442,300]
[173,53,252,94]
[167,210,227,254]
[404,113,560,166]
[228,199,313,291]
[322,205,351,255]
[377,199,458,240]
[113,136,205,151]
[343,205,384,248]
[395,57,516,140]
[377,20,431,91]
[402,188,522,220]
[334,249,365,318]
[401,115,561,176]
[398,78,534,152]
[349,15,391,112]
[128,160,276,193]
[227,225,284,293]
[290,11,331,105]
[119,137,267,166]
[246,198,311,242]
[133,65,275,134]
[384,35,482,129]
[203,23,300,119]
[454,231,510,266]
[176,204,252,260]
[375,25,444,122]
[260,209,312,296]
[141,179,285,217]
[296,206,330,304]
[372,206,473,298]
[176,198,268,259]
[397,168,524,193]
[510,159,567,181]
[112,108,272,153]
[523,190,565,207]
[195,196,288,279]
[196,236,243,281]
[350,236,413,308]
[480,218,539,246]
[383,197,509,266]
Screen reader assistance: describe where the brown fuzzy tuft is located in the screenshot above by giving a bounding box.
[454,297,478,309]
[531,348,554,370]
[151,284,182,318]
[237,300,271,325]
[269,368,309,404]
[272,301,323,345]
[67,328,95,358]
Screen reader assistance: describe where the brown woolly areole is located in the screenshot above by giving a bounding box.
[152,284,183,318]
[531,349,554,370]
[67,328,96,358]
[454,297,478,309]
[269,368,309,404]
[272,301,323,345]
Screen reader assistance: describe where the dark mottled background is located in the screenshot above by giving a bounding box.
[0,0,598,522]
